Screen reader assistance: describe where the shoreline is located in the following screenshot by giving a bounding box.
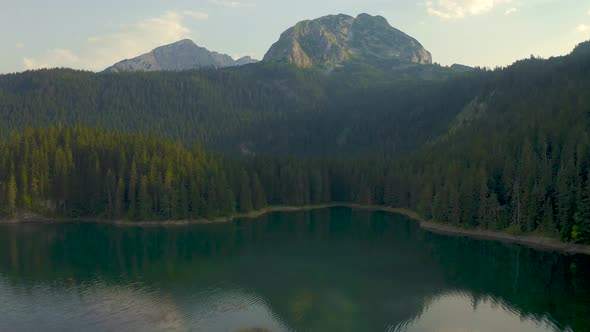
[349,204,590,256]
[0,204,343,227]
[2,204,590,256]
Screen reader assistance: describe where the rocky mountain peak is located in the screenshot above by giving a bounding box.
[263,13,432,68]
[104,39,259,73]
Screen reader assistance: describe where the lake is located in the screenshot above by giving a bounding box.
[0,207,589,331]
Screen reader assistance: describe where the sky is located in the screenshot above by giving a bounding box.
[1,0,589,73]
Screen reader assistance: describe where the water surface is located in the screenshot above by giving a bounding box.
[1,207,589,331]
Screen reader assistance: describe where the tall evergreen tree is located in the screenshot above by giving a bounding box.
[238,171,253,212]
[252,173,267,210]
[7,173,17,217]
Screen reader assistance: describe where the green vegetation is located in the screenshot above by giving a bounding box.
[2,44,590,245]
[0,62,476,156]
[0,126,250,220]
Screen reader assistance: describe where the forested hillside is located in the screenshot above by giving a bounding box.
[2,43,590,244]
[0,126,296,220]
[0,62,475,156]
[347,43,590,244]
[0,126,395,221]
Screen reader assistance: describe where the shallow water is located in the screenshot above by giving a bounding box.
[0,207,589,331]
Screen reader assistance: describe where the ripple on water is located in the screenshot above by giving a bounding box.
[181,283,291,331]
[0,275,187,331]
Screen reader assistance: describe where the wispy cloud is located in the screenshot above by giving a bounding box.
[22,10,203,71]
[577,24,589,33]
[24,49,79,69]
[15,42,24,49]
[209,0,256,9]
[426,0,513,19]
[504,7,517,15]
[183,10,209,20]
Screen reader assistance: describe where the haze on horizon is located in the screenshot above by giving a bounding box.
[1,0,589,74]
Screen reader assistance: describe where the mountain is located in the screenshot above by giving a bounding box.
[236,56,259,66]
[263,13,432,68]
[104,39,258,72]
[3,23,590,243]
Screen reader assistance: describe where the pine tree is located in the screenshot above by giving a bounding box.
[190,174,204,219]
[54,147,69,212]
[19,162,29,207]
[128,160,138,219]
[417,181,434,220]
[238,171,253,212]
[478,177,490,229]
[139,175,151,220]
[487,193,501,230]
[7,173,17,217]
[251,173,267,210]
[540,198,557,235]
[162,165,174,219]
[432,188,448,224]
[309,169,323,204]
[574,177,590,243]
[115,177,125,219]
[105,169,116,218]
[556,157,576,240]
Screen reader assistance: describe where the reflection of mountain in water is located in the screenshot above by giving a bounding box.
[0,207,588,331]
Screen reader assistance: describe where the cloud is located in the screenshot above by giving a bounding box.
[426,0,513,19]
[22,10,203,71]
[183,10,209,20]
[24,49,79,69]
[209,0,256,8]
[16,42,24,49]
[577,24,589,33]
[504,7,517,15]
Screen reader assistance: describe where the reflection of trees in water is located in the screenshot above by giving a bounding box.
[0,207,589,331]
[422,231,590,331]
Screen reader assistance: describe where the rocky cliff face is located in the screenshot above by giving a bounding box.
[104,39,258,72]
[263,13,432,68]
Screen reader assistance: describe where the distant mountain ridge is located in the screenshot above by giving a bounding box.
[105,13,431,72]
[263,13,432,68]
[104,39,258,73]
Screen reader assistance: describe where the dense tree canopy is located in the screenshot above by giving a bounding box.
[2,43,590,245]
[0,126,335,221]
[0,62,477,157]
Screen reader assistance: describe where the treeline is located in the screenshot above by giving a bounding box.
[0,126,387,221]
[2,120,590,244]
[0,126,335,220]
[1,127,231,220]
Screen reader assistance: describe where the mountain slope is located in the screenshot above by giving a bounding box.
[0,62,474,156]
[3,23,590,245]
[375,44,590,244]
[263,13,432,68]
[104,39,258,72]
